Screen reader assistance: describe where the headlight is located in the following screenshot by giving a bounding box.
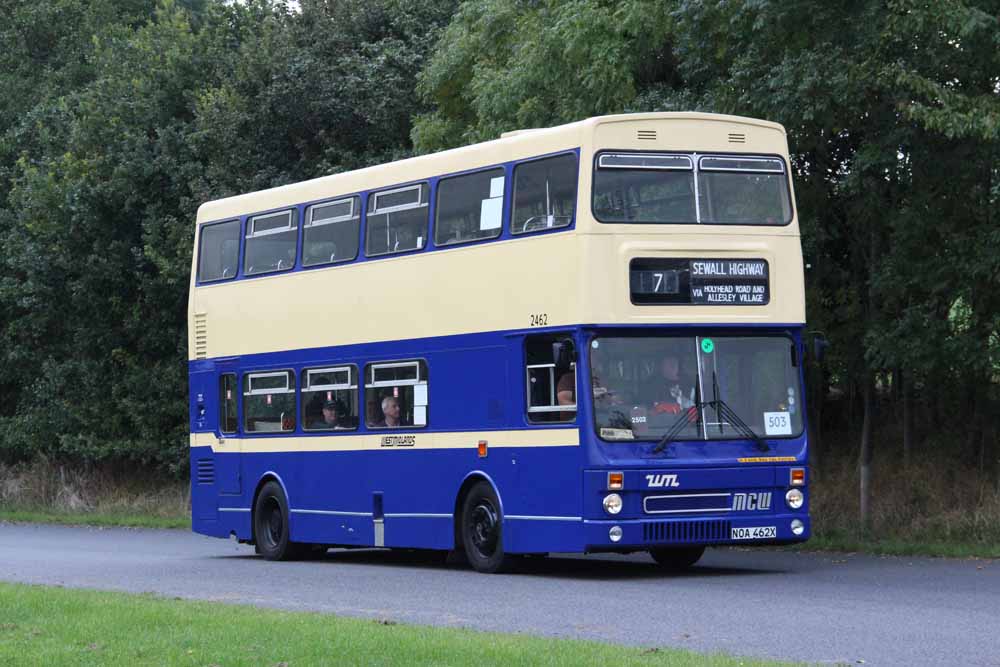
[791,519,805,536]
[603,493,623,515]
[785,488,804,510]
[609,526,623,542]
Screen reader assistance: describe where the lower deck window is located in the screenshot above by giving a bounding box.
[244,370,296,432]
[365,360,428,428]
[302,365,359,430]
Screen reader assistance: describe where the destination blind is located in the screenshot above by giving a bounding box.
[629,258,769,305]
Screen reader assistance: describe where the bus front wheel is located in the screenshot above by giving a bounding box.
[460,481,516,574]
[649,546,705,570]
[253,481,304,561]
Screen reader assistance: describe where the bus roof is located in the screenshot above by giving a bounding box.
[196,112,787,224]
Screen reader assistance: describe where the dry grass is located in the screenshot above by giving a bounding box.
[811,454,1000,549]
[0,459,188,520]
[3,454,999,555]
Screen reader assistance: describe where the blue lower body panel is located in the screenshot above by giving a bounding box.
[191,446,810,554]
[190,443,587,553]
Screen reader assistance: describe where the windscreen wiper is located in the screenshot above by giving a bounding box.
[651,400,769,453]
[651,404,701,454]
[708,369,768,451]
[703,398,770,452]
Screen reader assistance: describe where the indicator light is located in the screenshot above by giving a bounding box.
[607,472,623,490]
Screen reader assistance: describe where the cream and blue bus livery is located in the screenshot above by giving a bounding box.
[188,113,810,573]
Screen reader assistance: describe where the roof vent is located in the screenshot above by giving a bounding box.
[500,128,543,139]
[728,133,747,144]
[637,129,657,141]
[194,312,208,359]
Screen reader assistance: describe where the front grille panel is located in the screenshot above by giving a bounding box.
[642,519,731,544]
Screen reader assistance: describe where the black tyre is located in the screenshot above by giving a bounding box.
[253,481,305,561]
[649,545,705,570]
[460,481,516,574]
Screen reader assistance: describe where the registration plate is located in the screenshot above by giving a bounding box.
[731,526,776,540]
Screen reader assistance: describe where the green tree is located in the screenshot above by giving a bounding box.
[0,0,458,473]
[417,0,1000,527]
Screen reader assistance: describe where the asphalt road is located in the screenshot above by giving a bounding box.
[0,523,997,666]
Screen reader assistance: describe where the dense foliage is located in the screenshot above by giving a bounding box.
[1,1,998,510]
[0,0,458,472]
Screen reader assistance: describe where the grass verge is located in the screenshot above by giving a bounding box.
[0,510,187,530]
[0,582,795,666]
[793,534,1000,559]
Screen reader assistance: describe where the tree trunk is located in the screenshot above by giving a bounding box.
[859,371,875,534]
[902,369,913,468]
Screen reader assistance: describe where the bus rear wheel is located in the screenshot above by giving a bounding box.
[253,481,305,561]
[460,481,516,574]
[649,546,705,570]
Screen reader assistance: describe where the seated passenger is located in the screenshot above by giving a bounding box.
[372,396,404,428]
[309,399,346,430]
[556,371,575,407]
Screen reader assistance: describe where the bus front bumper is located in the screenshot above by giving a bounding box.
[582,513,810,552]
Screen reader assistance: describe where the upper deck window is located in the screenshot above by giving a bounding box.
[244,209,298,275]
[593,153,695,223]
[592,152,792,226]
[366,184,429,257]
[303,196,360,267]
[698,156,792,225]
[197,220,240,282]
[435,168,505,246]
[511,154,577,234]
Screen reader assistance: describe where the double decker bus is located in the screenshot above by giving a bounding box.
[188,112,810,573]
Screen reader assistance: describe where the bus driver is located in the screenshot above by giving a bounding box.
[651,352,696,416]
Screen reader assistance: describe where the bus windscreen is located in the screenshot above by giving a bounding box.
[590,335,802,441]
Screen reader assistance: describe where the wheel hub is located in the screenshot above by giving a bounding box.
[263,499,282,546]
[469,501,498,556]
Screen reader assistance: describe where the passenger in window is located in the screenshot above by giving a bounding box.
[556,372,575,407]
[555,371,578,422]
[309,400,346,430]
[373,396,404,428]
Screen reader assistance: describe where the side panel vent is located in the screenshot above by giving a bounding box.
[728,133,747,144]
[193,312,208,359]
[637,129,657,141]
[642,519,731,544]
[196,458,215,485]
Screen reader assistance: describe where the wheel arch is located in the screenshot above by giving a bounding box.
[452,470,504,550]
[249,470,290,544]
